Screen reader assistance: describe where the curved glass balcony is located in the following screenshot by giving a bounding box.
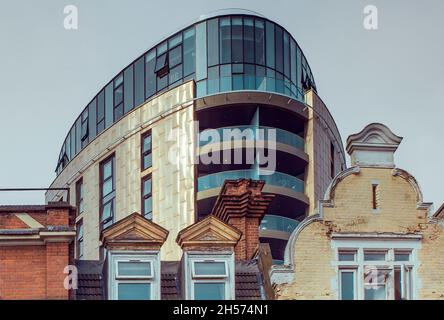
[197,169,304,193]
[260,214,300,235]
[199,125,304,151]
[203,76,305,101]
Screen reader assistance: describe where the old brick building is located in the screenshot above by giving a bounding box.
[271,123,444,300]
[0,203,75,299]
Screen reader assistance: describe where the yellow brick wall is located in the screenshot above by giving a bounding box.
[46,82,195,261]
[276,166,443,300]
[275,220,335,299]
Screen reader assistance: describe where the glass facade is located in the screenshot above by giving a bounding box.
[55,12,317,175]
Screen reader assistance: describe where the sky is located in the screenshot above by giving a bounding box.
[0,0,442,210]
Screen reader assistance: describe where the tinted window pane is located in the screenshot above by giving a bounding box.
[144,198,152,217]
[169,45,182,67]
[340,272,354,300]
[168,33,182,48]
[114,85,123,105]
[70,125,76,156]
[265,21,275,68]
[134,56,145,106]
[169,64,182,84]
[145,51,156,99]
[105,82,113,128]
[395,253,410,262]
[195,22,207,81]
[118,262,151,276]
[208,66,219,94]
[118,283,151,300]
[103,179,113,196]
[157,41,167,55]
[196,79,207,96]
[194,262,226,275]
[244,64,255,89]
[88,98,97,140]
[220,64,231,91]
[143,134,151,152]
[243,18,254,63]
[183,28,195,76]
[102,201,113,221]
[143,178,152,195]
[207,18,219,67]
[143,154,152,169]
[364,252,386,261]
[283,32,290,78]
[124,65,134,113]
[290,39,297,85]
[97,91,105,120]
[231,17,243,63]
[194,283,225,300]
[103,160,112,179]
[75,117,81,154]
[275,26,283,73]
[157,74,168,91]
[338,252,355,262]
[296,47,302,94]
[219,18,231,64]
[255,19,265,65]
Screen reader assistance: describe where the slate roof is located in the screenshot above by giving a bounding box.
[75,260,106,300]
[75,259,265,300]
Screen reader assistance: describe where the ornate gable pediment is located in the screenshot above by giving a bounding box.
[101,213,169,250]
[176,215,241,249]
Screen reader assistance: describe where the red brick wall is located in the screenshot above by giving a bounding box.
[0,206,74,300]
[228,216,261,261]
[0,246,47,299]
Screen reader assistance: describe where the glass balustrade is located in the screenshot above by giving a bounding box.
[259,214,300,234]
[197,169,304,193]
[199,125,304,151]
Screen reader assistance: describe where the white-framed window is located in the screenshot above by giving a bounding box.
[108,252,160,300]
[332,238,419,300]
[185,252,235,300]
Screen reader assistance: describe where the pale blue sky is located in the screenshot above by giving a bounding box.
[0,0,442,210]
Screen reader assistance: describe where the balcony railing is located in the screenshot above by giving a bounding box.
[259,214,300,235]
[205,76,305,103]
[199,125,304,151]
[197,169,304,193]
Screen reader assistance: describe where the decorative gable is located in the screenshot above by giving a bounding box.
[101,212,169,251]
[346,123,403,167]
[176,215,241,250]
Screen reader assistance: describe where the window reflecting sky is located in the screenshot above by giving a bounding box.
[0,0,443,208]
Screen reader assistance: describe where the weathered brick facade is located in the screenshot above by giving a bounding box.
[0,203,75,300]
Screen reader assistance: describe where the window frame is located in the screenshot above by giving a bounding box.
[339,269,357,300]
[141,130,152,171]
[76,219,84,259]
[100,154,116,230]
[75,177,84,216]
[185,252,235,300]
[108,252,160,300]
[333,239,419,300]
[141,174,153,220]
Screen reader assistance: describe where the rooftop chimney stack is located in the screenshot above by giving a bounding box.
[211,179,275,261]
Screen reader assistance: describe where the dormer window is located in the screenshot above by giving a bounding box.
[185,253,235,300]
[108,253,160,300]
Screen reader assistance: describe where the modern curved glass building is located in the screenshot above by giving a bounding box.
[47,9,346,264]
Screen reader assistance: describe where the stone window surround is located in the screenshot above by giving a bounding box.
[107,251,161,300]
[331,235,421,300]
[184,251,235,300]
